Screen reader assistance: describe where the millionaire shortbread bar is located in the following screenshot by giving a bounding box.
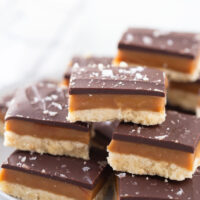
[114,171,200,200]
[4,81,91,159]
[114,28,200,81]
[107,111,200,181]
[168,78,200,112]
[0,148,111,200]
[68,64,166,125]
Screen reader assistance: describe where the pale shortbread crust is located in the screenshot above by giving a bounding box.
[113,60,200,82]
[168,89,197,112]
[0,179,110,200]
[196,107,200,118]
[0,120,4,135]
[4,131,89,160]
[68,108,165,126]
[107,151,200,181]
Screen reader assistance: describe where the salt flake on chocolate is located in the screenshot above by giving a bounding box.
[176,188,183,196]
[117,173,126,178]
[154,135,168,140]
[102,69,114,78]
[142,36,153,45]
[82,166,90,172]
[167,39,174,46]
[125,33,134,42]
[51,102,62,110]
[21,156,26,162]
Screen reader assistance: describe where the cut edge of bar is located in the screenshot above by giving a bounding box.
[4,131,90,160]
[107,151,200,181]
[68,108,165,126]
[168,89,197,112]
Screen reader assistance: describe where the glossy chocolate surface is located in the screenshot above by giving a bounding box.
[64,56,113,79]
[113,111,200,152]
[2,148,111,190]
[115,170,200,200]
[69,65,166,97]
[118,28,200,59]
[0,93,14,115]
[5,81,89,131]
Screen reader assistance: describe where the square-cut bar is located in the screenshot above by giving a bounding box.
[168,78,200,112]
[0,148,112,200]
[114,28,200,82]
[63,56,113,86]
[107,111,200,180]
[4,81,91,159]
[92,121,120,150]
[114,171,200,200]
[68,64,166,125]
[0,93,13,135]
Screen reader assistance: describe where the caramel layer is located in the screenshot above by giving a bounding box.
[69,94,165,112]
[0,169,104,200]
[114,49,199,74]
[108,140,200,170]
[170,82,200,94]
[5,119,90,144]
[62,79,69,87]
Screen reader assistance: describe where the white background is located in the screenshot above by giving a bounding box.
[0,0,200,199]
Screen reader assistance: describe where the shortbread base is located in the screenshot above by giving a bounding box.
[0,179,109,200]
[197,107,200,118]
[164,67,200,82]
[107,151,200,181]
[168,89,197,112]
[113,60,200,82]
[0,120,4,135]
[4,131,89,160]
[68,108,165,126]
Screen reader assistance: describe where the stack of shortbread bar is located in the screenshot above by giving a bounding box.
[0,80,113,200]
[0,28,200,200]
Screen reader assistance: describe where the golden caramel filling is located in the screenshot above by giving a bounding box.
[69,94,165,112]
[114,49,199,74]
[0,169,104,200]
[108,140,200,170]
[62,79,70,87]
[170,82,200,94]
[0,112,5,122]
[5,119,90,144]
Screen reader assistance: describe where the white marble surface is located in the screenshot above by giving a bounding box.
[0,0,200,199]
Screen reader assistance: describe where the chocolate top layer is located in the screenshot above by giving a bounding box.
[0,93,14,115]
[118,28,200,59]
[93,121,120,139]
[69,65,166,97]
[2,148,111,190]
[115,170,200,200]
[64,56,113,79]
[5,81,89,131]
[113,111,200,152]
